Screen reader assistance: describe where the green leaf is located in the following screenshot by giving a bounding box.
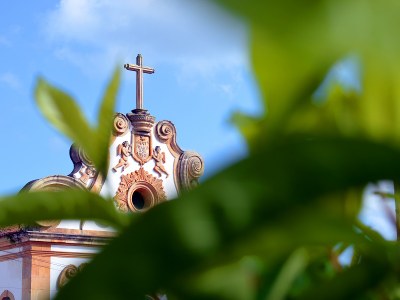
[266,248,309,300]
[297,257,391,300]
[35,72,120,176]
[0,190,128,229]
[56,137,400,299]
[35,78,94,147]
[214,0,400,149]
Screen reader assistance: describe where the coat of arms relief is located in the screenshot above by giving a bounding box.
[132,134,152,165]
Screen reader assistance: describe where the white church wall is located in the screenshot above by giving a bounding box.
[0,256,23,300]
[82,220,116,232]
[56,219,116,232]
[49,245,97,299]
[57,220,81,230]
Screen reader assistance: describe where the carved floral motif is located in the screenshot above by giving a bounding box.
[114,168,166,212]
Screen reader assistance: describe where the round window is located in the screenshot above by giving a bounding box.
[131,190,145,210]
[127,186,155,212]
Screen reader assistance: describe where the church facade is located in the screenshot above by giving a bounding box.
[0,55,204,300]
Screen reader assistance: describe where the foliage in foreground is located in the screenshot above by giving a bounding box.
[1,0,400,299]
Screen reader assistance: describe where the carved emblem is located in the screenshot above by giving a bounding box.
[113,141,132,172]
[114,168,166,212]
[152,146,169,178]
[57,263,88,289]
[132,134,152,165]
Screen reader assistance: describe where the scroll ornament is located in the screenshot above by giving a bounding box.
[179,151,204,191]
[155,120,175,143]
[57,263,88,288]
[113,113,129,136]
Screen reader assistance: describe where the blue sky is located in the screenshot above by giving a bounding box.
[0,0,261,195]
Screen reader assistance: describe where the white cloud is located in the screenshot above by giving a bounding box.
[44,0,249,76]
[0,72,21,90]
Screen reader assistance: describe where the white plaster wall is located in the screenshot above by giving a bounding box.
[49,244,97,299]
[51,245,99,254]
[0,257,23,300]
[56,220,115,232]
[57,220,81,230]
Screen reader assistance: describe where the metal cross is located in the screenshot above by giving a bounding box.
[124,54,155,110]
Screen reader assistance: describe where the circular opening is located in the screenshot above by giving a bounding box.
[126,183,158,212]
[131,191,146,210]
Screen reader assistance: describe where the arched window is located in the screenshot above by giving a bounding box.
[0,290,15,300]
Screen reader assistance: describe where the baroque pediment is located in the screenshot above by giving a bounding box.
[22,110,204,216]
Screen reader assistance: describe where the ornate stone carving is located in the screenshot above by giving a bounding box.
[178,151,204,191]
[127,109,155,135]
[155,120,175,143]
[132,134,153,165]
[112,141,132,172]
[127,109,155,166]
[79,165,96,184]
[152,146,169,178]
[69,144,101,190]
[155,120,204,193]
[57,263,88,289]
[113,113,129,136]
[114,168,166,212]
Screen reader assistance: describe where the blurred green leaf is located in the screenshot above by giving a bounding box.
[0,190,128,229]
[35,71,120,175]
[297,256,391,300]
[214,0,400,150]
[171,257,262,300]
[35,78,94,148]
[56,136,400,299]
[266,248,309,300]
